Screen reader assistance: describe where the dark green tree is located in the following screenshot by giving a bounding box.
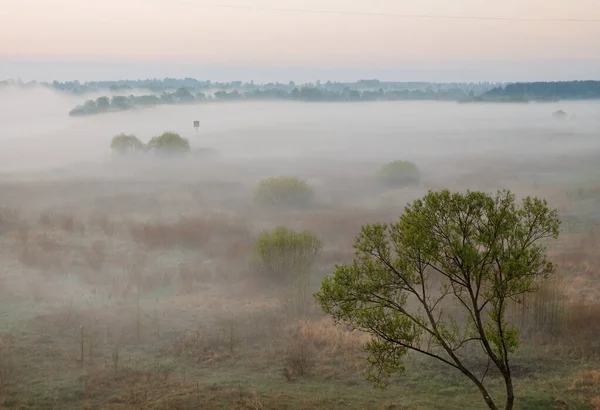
[254,177,315,209]
[147,132,190,155]
[96,96,110,110]
[111,95,131,110]
[174,87,195,103]
[377,160,420,189]
[110,134,145,155]
[315,189,560,410]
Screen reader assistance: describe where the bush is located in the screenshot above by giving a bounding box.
[376,160,420,188]
[254,226,322,316]
[110,134,146,155]
[147,132,190,155]
[284,324,316,379]
[254,177,315,208]
[552,109,568,119]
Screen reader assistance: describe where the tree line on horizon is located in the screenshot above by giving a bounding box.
[68,85,484,116]
[66,80,600,117]
[1,77,501,95]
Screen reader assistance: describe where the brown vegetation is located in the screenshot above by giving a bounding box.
[0,158,600,409]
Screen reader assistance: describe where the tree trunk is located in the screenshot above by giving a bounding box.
[457,367,499,410]
[474,381,499,410]
[503,371,515,410]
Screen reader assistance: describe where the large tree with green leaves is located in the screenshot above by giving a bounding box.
[315,189,560,410]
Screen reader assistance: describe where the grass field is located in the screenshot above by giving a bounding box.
[1,153,600,410]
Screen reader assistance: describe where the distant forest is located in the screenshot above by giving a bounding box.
[1,78,599,116]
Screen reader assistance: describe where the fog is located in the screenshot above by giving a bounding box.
[1,84,600,408]
[1,86,599,174]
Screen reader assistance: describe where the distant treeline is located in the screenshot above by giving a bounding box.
[3,77,599,116]
[68,85,493,116]
[1,77,500,95]
[474,81,600,102]
[68,80,600,116]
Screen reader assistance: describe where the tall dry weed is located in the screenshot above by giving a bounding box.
[515,275,600,357]
[129,215,249,250]
[39,211,85,235]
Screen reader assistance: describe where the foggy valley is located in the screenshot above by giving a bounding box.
[1,82,600,409]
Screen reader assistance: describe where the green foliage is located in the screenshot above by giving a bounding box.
[96,96,110,110]
[110,134,146,155]
[254,177,315,208]
[377,160,420,188]
[315,189,560,410]
[255,226,323,282]
[255,226,322,316]
[147,132,190,155]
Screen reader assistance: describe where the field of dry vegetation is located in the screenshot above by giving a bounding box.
[1,153,600,409]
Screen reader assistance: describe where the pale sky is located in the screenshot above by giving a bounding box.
[1,0,600,82]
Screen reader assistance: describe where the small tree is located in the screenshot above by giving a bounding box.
[96,96,110,111]
[254,177,315,208]
[110,134,145,155]
[552,110,567,120]
[147,132,190,155]
[315,189,560,410]
[255,226,322,316]
[377,160,420,188]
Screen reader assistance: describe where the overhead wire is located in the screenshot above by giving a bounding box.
[163,1,600,24]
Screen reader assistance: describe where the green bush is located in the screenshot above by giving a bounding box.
[254,177,315,208]
[110,134,146,155]
[254,226,323,316]
[376,160,420,188]
[147,132,190,155]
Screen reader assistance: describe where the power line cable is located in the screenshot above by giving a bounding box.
[168,1,600,23]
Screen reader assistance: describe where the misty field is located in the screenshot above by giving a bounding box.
[1,89,600,409]
[1,86,600,171]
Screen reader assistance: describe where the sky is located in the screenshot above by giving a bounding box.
[1,0,600,82]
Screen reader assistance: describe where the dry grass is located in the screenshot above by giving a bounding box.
[515,275,600,358]
[568,369,600,409]
[284,325,317,379]
[39,211,85,235]
[129,215,250,250]
[1,159,600,409]
[82,240,107,272]
[88,212,117,236]
[569,369,600,391]
[0,207,25,235]
[16,229,64,270]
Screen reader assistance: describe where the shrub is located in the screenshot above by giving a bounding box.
[254,177,315,208]
[376,160,420,188]
[284,324,316,379]
[552,109,567,119]
[110,134,146,155]
[147,132,190,155]
[254,226,322,316]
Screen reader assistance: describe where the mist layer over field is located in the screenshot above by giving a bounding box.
[1,86,599,174]
[1,84,600,409]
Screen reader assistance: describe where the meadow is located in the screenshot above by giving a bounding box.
[1,91,600,409]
